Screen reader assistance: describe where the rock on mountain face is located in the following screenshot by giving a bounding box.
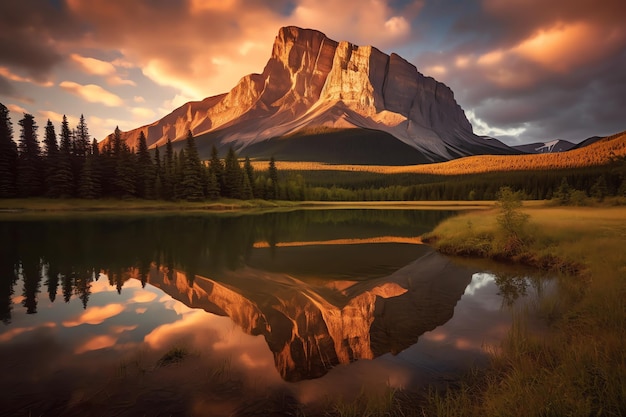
[109,26,516,163]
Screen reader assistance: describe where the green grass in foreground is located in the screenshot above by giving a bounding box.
[423,205,626,417]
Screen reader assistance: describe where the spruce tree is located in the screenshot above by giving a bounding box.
[153,145,163,199]
[135,131,154,198]
[208,145,223,197]
[0,104,18,197]
[17,113,43,196]
[78,153,100,199]
[243,156,255,197]
[42,120,59,196]
[181,130,204,201]
[163,138,175,200]
[267,156,279,200]
[223,146,243,198]
[49,115,75,197]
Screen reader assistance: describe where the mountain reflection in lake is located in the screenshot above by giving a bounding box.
[0,209,548,416]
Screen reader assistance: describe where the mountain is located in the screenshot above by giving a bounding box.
[107,26,518,164]
[513,139,576,154]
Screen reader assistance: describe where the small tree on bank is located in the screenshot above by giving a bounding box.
[496,186,530,255]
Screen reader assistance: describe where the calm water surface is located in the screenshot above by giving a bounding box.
[0,210,551,416]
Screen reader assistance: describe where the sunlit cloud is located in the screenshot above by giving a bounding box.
[133,96,146,103]
[63,303,125,327]
[0,67,54,87]
[291,0,412,47]
[70,54,116,77]
[7,103,28,114]
[59,81,124,107]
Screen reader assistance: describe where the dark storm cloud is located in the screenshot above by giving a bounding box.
[415,0,626,143]
[0,76,15,96]
[0,0,83,82]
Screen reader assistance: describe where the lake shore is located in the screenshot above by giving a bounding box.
[421,205,626,416]
[0,198,499,216]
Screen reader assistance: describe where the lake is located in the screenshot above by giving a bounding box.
[0,209,550,416]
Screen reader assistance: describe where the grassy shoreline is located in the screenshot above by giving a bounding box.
[0,198,497,215]
[422,204,626,416]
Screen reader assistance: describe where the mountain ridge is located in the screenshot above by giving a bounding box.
[105,26,517,164]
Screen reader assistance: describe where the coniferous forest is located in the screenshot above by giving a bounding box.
[0,103,283,201]
[1,102,624,203]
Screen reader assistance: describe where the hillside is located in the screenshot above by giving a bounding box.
[252,130,626,175]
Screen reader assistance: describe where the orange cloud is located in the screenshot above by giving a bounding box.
[63,303,125,327]
[60,81,124,107]
[291,0,412,47]
[513,21,625,72]
[0,66,53,87]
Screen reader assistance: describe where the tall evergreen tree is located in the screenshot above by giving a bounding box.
[181,130,204,201]
[0,104,18,197]
[78,153,101,199]
[267,156,279,200]
[208,145,223,196]
[135,131,154,198]
[163,137,175,200]
[173,149,186,200]
[74,114,90,158]
[42,120,58,196]
[114,133,136,198]
[17,113,43,196]
[49,115,75,197]
[153,145,163,199]
[243,156,255,198]
[223,146,243,199]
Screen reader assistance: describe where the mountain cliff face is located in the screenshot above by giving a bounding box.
[109,26,516,163]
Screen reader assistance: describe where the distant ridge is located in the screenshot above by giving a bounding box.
[258,130,626,175]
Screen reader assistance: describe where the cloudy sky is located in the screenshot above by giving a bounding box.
[1,0,624,145]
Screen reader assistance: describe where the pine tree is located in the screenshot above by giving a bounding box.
[206,172,220,200]
[78,153,101,199]
[49,115,75,197]
[114,141,136,198]
[223,146,243,199]
[74,114,90,158]
[163,138,175,200]
[243,156,255,197]
[208,145,223,196]
[17,113,43,196]
[42,120,59,196]
[135,131,154,198]
[174,149,185,200]
[267,156,279,200]
[181,130,204,201]
[153,145,163,199]
[241,169,253,199]
[0,103,17,197]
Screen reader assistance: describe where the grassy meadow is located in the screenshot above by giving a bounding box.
[422,203,626,416]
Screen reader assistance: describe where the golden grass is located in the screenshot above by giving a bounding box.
[423,205,626,416]
[252,131,626,175]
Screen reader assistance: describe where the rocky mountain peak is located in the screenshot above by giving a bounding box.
[106,26,515,163]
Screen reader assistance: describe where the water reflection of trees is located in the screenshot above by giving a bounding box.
[0,209,454,323]
[494,273,544,307]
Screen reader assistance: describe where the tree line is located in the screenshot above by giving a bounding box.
[0,103,288,201]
